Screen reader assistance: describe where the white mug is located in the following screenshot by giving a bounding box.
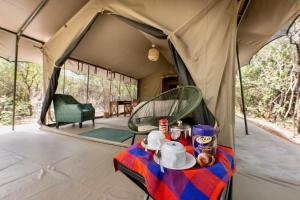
[161,141,187,168]
[147,130,165,149]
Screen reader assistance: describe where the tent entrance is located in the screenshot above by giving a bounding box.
[41,11,215,127]
[52,57,138,119]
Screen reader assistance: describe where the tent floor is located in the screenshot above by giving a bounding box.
[45,116,140,146]
[0,128,144,200]
[0,117,299,199]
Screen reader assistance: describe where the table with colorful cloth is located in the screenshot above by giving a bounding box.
[113,142,235,200]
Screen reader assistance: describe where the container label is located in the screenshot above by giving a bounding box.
[196,136,212,144]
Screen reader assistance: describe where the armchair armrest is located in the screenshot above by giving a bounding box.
[81,103,95,112]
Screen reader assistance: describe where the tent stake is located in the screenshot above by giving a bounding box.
[237,43,249,135]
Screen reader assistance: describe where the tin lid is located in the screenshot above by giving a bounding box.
[192,124,215,136]
[159,118,168,123]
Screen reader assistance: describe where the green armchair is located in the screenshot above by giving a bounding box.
[53,94,95,128]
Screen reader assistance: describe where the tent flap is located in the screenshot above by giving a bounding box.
[55,13,99,66]
[39,67,61,124]
[168,41,215,126]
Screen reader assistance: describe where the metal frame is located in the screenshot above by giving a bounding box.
[117,161,231,200]
[11,0,49,130]
[0,26,45,45]
[117,162,153,200]
[236,0,251,136]
[236,43,249,135]
[237,0,251,26]
[86,64,90,103]
[69,57,135,80]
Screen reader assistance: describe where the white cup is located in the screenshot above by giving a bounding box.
[161,141,187,168]
[147,130,165,149]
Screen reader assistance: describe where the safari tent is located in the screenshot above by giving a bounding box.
[0,0,299,199]
[38,0,300,148]
[0,0,299,147]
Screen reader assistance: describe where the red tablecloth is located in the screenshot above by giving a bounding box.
[114,143,235,200]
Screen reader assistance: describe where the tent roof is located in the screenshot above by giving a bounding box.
[0,0,89,63]
[0,0,299,65]
[237,0,300,65]
[71,14,171,79]
[0,0,88,41]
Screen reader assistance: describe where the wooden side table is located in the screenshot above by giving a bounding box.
[109,101,119,117]
[110,101,133,117]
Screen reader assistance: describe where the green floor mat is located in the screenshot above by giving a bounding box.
[80,127,133,143]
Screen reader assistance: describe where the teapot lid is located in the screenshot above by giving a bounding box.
[171,120,191,129]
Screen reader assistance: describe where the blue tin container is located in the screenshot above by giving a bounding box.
[192,124,217,159]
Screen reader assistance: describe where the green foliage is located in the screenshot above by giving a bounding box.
[0,96,12,125]
[236,37,295,121]
[57,65,138,116]
[236,17,300,125]
[0,59,42,125]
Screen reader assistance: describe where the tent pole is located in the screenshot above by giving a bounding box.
[63,64,65,94]
[109,72,112,101]
[86,65,90,103]
[237,0,251,26]
[12,35,20,131]
[17,0,49,34]
[118,74,121,100]
[109,72,112,116]
[11,0,49,131]
[129,78,132,100]
[237,43,249,135]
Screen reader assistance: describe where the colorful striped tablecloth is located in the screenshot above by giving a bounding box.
[114,143,235,200]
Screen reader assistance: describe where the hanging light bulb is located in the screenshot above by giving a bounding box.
[148,44,159,61]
